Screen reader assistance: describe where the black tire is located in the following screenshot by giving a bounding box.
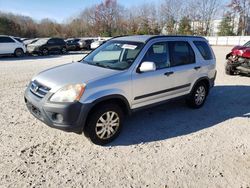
[42,48,49,56]
[61,47,67,54]
[84,104,124,145]
[225,64,235,75]
[186,82,208,109]
[14,48,24,57]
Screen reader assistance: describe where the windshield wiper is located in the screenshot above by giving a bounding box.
[84,61,122,70]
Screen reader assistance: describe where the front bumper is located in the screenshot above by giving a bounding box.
[24,86,92,133]
[26,47,41,54]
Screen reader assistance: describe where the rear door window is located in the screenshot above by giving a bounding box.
[47,39,55,44]
[0,37,15,43]
[193,41,213,60]
[169,41,195,67]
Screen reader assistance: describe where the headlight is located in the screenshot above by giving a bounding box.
[50,84,86,102]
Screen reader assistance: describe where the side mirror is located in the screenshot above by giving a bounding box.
[139,61,156,73]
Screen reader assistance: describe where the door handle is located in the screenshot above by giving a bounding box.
[164,71,174,76]
[194,66,201,70]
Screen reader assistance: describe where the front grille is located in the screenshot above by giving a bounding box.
[30,80,50,98]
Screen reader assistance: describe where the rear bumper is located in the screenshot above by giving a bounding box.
[24,86,92,133]
[209,70,217,88]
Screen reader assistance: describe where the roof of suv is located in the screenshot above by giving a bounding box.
[112,35,206,43]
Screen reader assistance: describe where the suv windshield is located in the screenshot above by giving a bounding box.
[83,40,144,70]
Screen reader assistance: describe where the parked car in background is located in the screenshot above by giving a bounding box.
[79,39,94,50]
[66,38,94,51]
[24,35,216,145]
[14,37,23,43]
[27,38,67,56]
[66,38,81,51]
[21,38,28,42]
[0,35,26,57]
[225,40,250,75]
[90,39,106,49]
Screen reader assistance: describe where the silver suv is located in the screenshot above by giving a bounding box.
[24,35,216,145]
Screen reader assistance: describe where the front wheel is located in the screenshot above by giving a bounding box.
[84,104,123,145]
[14,48,24,57]
[186,82,208,109]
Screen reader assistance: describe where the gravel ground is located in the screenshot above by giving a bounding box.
[0,47,249,188]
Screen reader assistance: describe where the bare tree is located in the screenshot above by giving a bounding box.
[228,0,250,35]
[94,0,123,36]
[160,0,185,34]
[196,0,220,35]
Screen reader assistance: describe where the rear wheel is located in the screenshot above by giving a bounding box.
[84,104,123,145]
[186,82,208,109]
[14,48,24,57]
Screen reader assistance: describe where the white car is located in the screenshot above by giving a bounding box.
[90,39,106,49]
[0,35,26,57]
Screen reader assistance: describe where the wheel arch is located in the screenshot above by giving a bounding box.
[14,48,24,56]
[14,47,24,53]
[82,94,131,132]
[90,94,131,115]
[191,77,211,95]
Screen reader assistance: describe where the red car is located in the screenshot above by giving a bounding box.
[225,41,250,75]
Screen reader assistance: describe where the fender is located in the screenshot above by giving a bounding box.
[190,76,211,95]
[82,89,129,104]
[92,94,131,112]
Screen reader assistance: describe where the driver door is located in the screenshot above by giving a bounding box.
[131,41,178,109]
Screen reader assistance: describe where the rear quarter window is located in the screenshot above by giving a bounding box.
[193,41,213,60]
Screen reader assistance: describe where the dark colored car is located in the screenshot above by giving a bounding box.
[27,38,67,56]
[225,41,250,75]
[79,39,94,50]
[66,38,94,51]
[66,38,81,51]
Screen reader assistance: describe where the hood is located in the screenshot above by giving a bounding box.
[27,41,46,47]
[27,43,41,47]
[231,46,250,58]
[33,62,119,92]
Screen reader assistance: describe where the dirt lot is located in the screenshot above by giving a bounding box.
[0,47,249,188]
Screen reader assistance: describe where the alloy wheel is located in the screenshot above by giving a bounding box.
[194,86,206,105]
[95,111,120,140]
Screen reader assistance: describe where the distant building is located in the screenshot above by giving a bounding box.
[209,19,221,36]
[198,17,250,36]
[162,17,250,36]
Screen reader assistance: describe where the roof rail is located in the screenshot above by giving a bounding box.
[145,35,205,43]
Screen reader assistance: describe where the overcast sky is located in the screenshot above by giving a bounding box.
[0,0,163,23]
